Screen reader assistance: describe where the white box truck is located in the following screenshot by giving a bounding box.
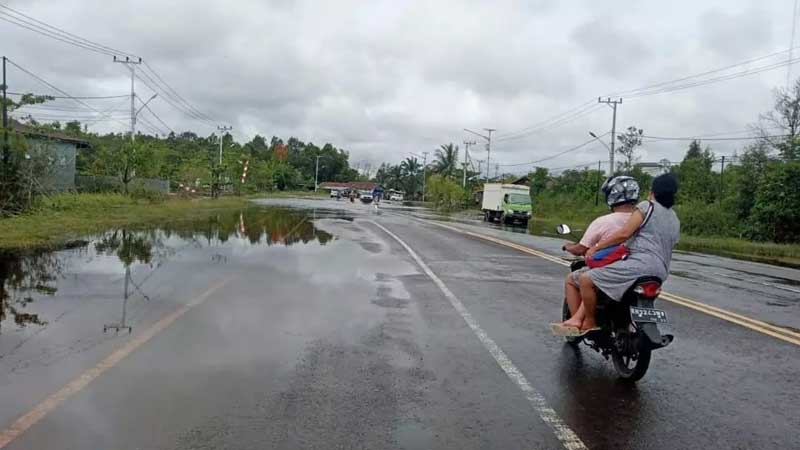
[481,183,532,226]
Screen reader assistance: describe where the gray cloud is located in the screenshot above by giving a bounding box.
[0,0,793,172]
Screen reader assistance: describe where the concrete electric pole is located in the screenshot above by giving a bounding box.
[422,151,428,203]
[462,140,475,188]
[315,155,321,192]
[464,127,495,183]
[216,125,232,196]
[598,97,622,174]
[113,56,143,142]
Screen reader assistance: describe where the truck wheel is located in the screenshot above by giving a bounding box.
[483,211,490,221]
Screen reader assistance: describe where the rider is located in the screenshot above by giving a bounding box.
[577,173,680,334]
[559,176,640,330]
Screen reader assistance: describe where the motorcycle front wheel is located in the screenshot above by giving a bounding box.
[612,347,651,381]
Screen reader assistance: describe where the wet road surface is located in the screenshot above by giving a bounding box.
[1,198,798,449]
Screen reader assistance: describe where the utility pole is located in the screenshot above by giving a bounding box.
[113,56,143,142]
[421,151,428,203]
[595,160,602,206]
[720,156,726,199]
[217,125,232,166]
[216,125,232,196]
[494,164,499,180]
[315,155,321,192]
[464,127,495,183]
[477,160,484,179]
[463,140,475,188]
[2,56,8,168]
[598,97,622,174]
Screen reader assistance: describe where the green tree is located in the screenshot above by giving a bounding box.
[616,126,643,172]
[748,161,800,242]
[757,79,800,160]
[425,174,465,210]
[675,140,717,203]
[433,143,459,178]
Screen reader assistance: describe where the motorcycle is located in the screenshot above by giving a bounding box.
[557,224,674,381]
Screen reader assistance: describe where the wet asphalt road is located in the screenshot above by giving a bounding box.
[1,198,798,449]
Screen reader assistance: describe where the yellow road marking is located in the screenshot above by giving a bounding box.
[422,219,800,347]
[0,277,235,449]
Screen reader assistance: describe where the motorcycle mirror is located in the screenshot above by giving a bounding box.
[556,224,571,235]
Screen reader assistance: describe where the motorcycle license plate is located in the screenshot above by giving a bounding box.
[630,306,668,324]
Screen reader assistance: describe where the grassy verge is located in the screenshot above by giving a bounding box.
[528,211,800,268]
[0,193,250,251]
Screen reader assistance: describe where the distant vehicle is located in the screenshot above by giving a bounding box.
[481,183,531,226]
[359,190,373,204]
[330,189,340,198]
[389,193,404,201]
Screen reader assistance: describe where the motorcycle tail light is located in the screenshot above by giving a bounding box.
[634,281,662,298]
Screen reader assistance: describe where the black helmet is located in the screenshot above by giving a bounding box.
[601,176,640,208]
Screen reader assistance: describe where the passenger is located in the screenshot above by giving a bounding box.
[577,173,681,333]
[560,176,640,329]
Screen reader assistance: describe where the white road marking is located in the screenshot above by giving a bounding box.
[369,220,588,450]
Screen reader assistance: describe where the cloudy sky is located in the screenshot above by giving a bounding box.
[2,0,797,175]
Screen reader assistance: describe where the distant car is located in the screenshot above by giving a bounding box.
[389,194,404,201]
[359,191,373,204]
[330,190,340,198]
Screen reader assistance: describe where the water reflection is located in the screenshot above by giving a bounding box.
[0,206,335,332]
[0,251,60,328]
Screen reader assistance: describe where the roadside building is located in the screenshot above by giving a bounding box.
[9,121,90,191]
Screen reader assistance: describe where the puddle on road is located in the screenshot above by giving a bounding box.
[0,205,346,335]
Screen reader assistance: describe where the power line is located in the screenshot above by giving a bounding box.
[610,47,798,98]
[0,5,138,59]
[142,62,215,123]
[139,100,175,134]
[495,101,600,142]
[623,55,800,99]
[497,132,609,167]
[7,92,128,99]
[0,4,220,129]
[6,58,129,129]
[642,133,790,142]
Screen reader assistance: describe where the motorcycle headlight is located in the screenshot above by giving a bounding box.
[526,211,532,216]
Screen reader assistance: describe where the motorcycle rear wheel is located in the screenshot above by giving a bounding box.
[612,347,651,381]
[561,299,582,345]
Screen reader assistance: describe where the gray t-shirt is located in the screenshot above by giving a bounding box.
[627,200,681,274]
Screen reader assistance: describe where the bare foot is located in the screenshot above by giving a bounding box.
[561,318,582,328]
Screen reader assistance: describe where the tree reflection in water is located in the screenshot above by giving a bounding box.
[0,250,60,330]
[0,206,334,331]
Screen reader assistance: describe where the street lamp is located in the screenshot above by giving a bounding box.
[589,131,611,152]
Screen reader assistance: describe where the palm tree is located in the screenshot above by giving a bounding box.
[433,143,459,178]
[401,157,421,198]
[388,164,403,190]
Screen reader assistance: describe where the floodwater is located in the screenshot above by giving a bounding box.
[0,205,345,341]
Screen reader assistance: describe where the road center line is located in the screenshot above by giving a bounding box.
[0,276,235,449]
[419,219,800,347]
[369,220,588,450]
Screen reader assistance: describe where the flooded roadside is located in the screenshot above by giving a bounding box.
[0,205,343,340]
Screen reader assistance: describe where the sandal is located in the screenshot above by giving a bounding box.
[550,323,580,336]
[577,326,602,336]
